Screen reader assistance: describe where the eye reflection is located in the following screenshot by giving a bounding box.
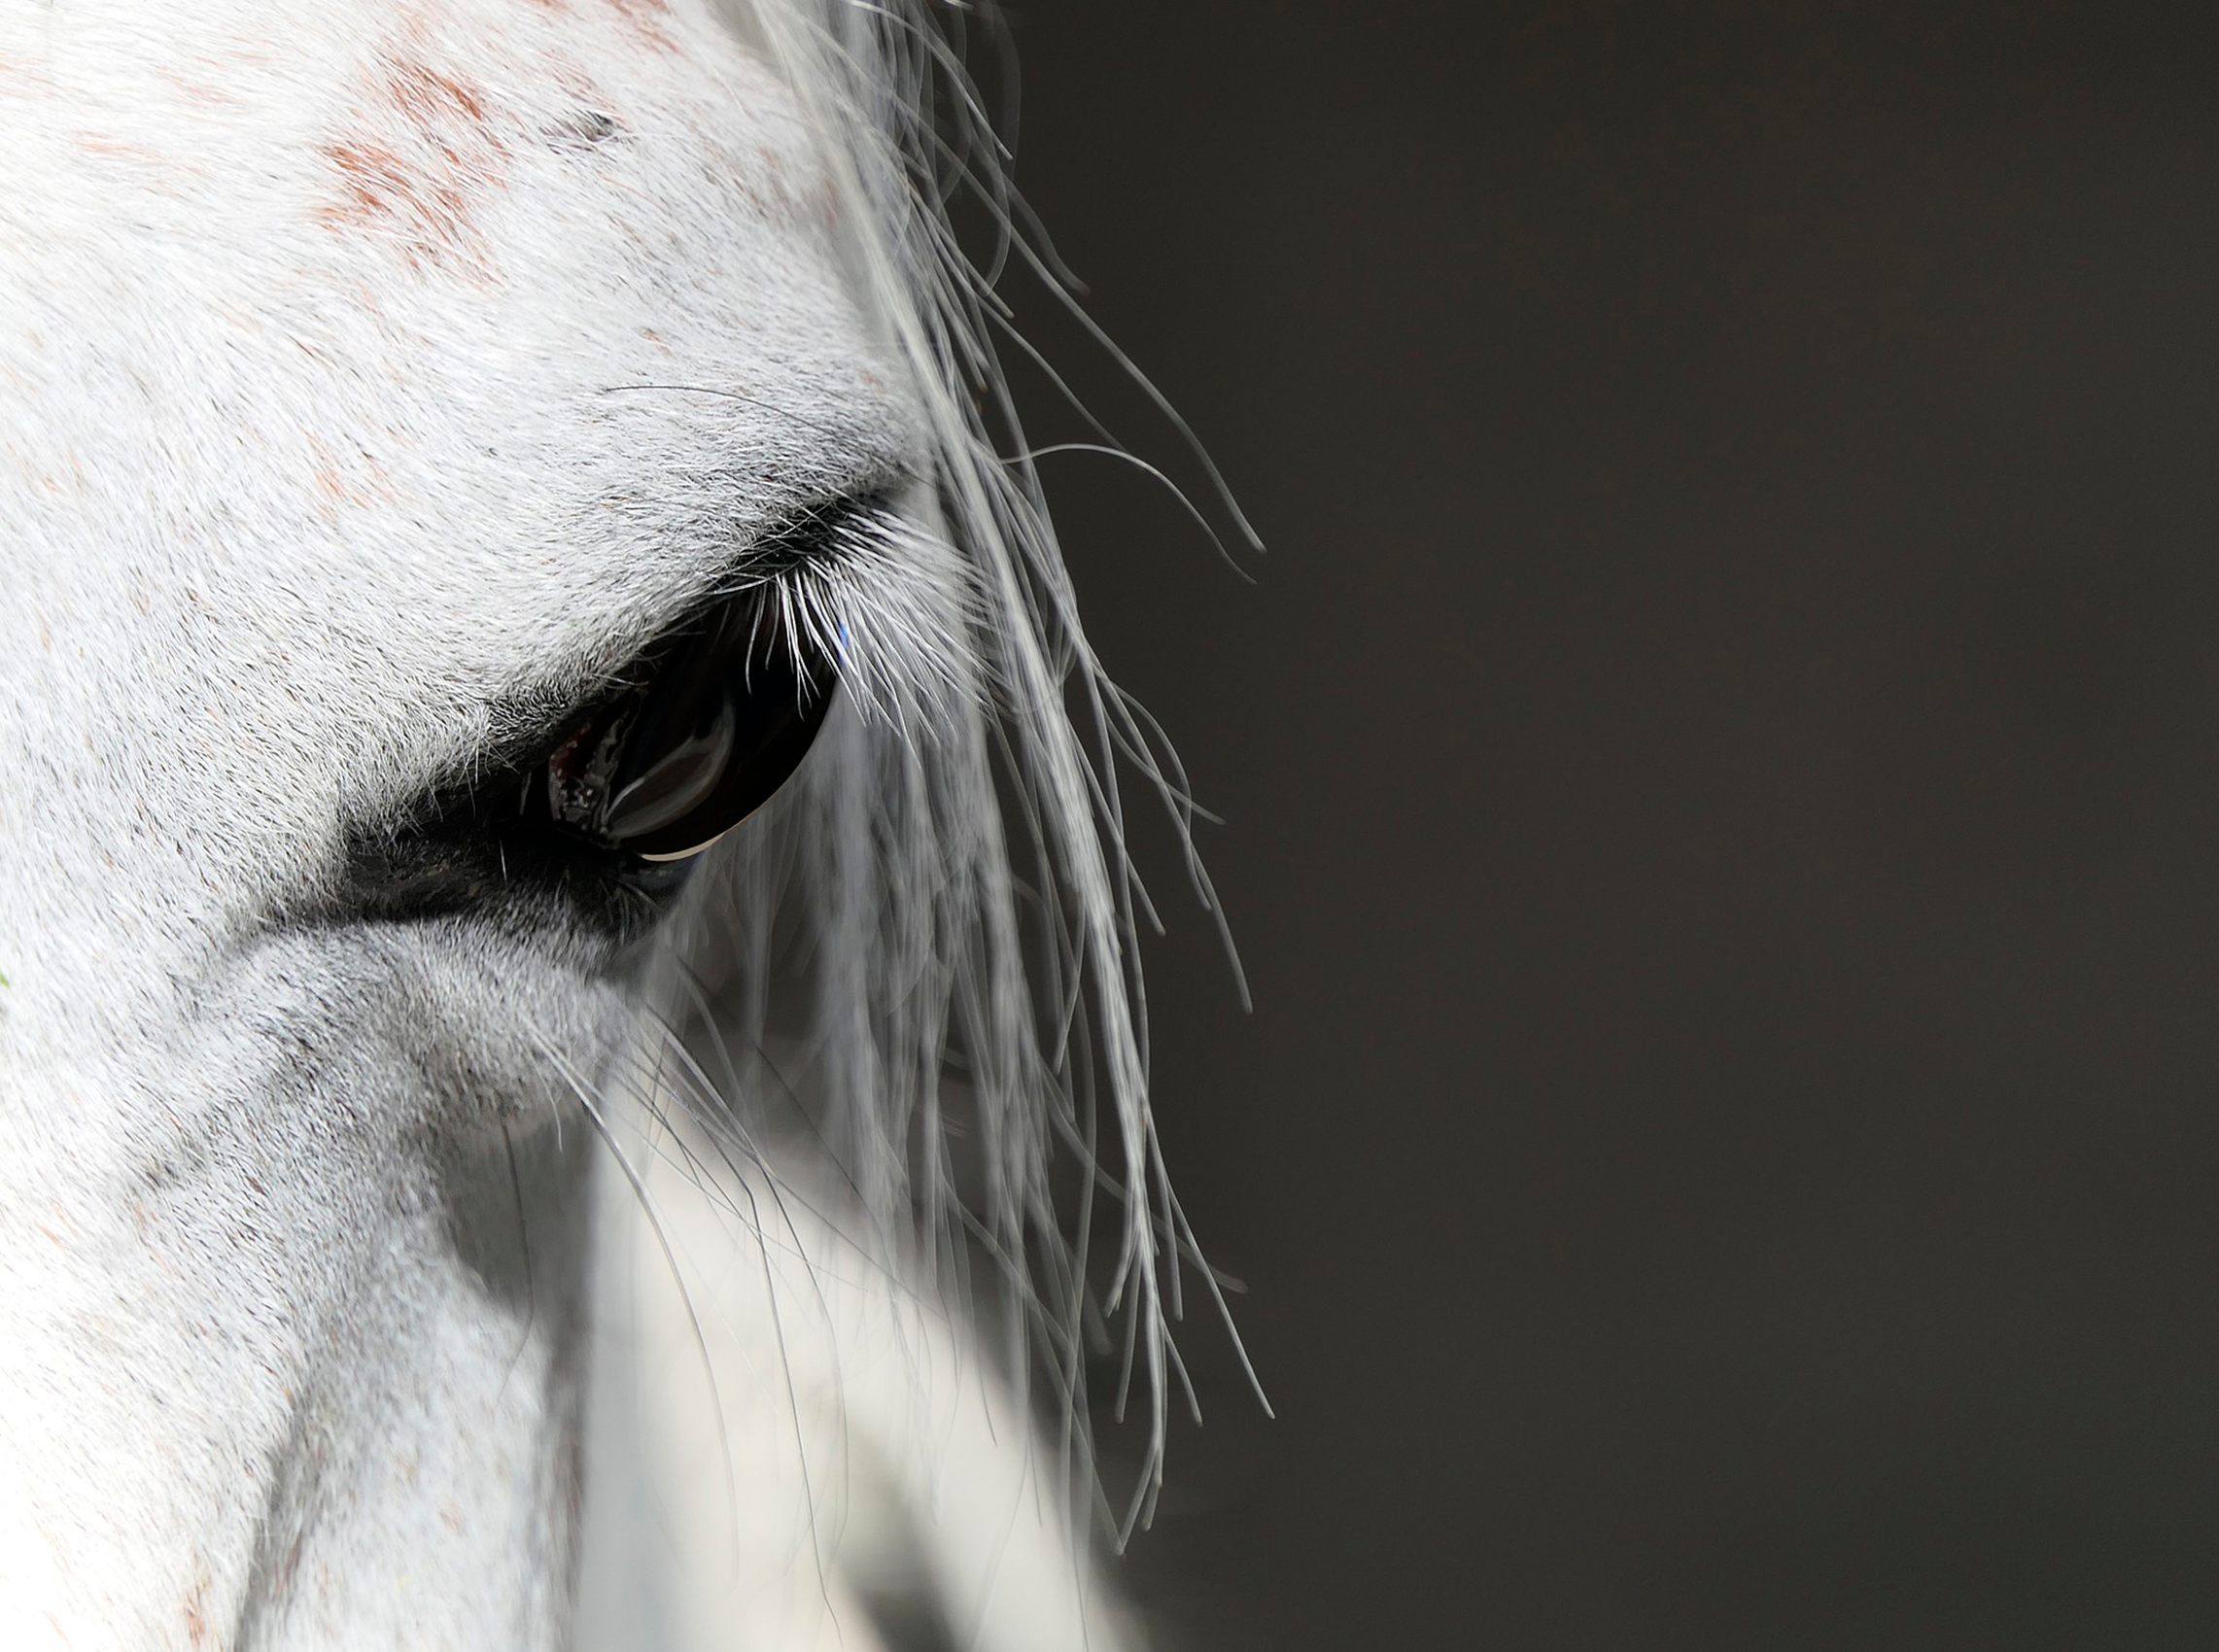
[533,595,837,864]
[603,695,738,844]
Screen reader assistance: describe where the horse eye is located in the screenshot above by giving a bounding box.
[536,595,836,863]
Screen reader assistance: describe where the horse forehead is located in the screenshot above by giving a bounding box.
[0,0,903,692]
[0,0,840,296]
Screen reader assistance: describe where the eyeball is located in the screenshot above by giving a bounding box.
[538,597,836,863]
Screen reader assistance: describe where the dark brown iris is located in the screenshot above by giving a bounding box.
[533,596,837,863]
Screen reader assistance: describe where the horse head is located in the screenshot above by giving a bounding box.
[0,3,1176,1645]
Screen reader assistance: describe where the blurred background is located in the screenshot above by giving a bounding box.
[995,3,2219,1646]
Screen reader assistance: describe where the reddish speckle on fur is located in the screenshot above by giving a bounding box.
[321,138,491,275]
[522,0,677,52]
[318,53,510,278]
[183,1577,207,1649]
[306,432,393,512]
[543,50,609,108]
[75,133,169,166]
[604,0,677,50]
[717,142,827,228]
[388,55,495,135]
[160,68,243,108]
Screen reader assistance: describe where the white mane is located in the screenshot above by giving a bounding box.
[703,0,1203,1487]
[0,0,1229,1645]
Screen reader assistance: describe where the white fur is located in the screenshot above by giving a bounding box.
[0,0,1182,1646]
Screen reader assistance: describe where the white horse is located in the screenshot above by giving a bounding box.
[0,1,1221,1645]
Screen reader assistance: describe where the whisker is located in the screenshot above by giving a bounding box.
[532,1028,760,1589]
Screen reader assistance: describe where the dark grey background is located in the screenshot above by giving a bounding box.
[1000,5,2219,1647]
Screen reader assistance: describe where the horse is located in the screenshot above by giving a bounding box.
[0,1,1227,1644]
